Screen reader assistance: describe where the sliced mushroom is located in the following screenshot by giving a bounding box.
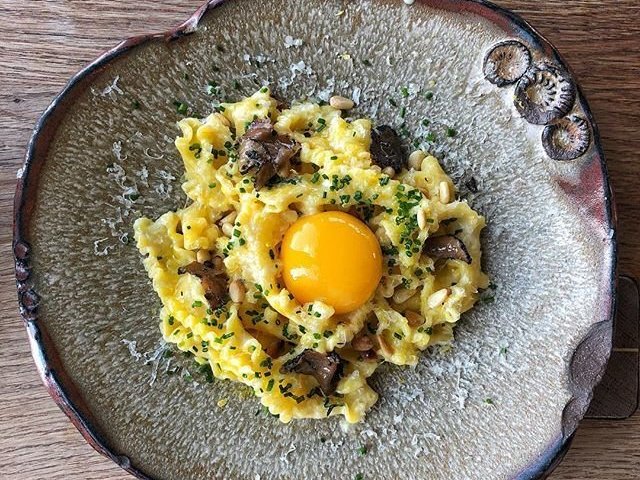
[178,262,228,307]
[281,350,343,396]
[542,115,591,161]
[247,328,285,358]
[483,40,532,87]
[514,63,576,125]
[423,235,471,264]
[238,119,300,189]
[370,125,406,171]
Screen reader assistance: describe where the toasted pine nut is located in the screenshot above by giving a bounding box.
[229,279,245,303]
[439,181,451,203]
[221,223,234,237]
[408,150,426,170]
[221,211,237,225]
[351,335,374,351]
[329,95,355,110]
[417,209,427,230]
[427,288,450,308]
[196,249,211,263]
[370,165,382,173]
[382,166,395,177]
[377,334,393,357]
[405,310,424,328]
[282,209,298,223]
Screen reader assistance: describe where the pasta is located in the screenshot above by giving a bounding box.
[134,88,488,422]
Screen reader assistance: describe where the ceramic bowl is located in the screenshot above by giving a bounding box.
[14,1,616,479]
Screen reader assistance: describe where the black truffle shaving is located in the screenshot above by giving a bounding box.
[423,235,471,264]
[483,40,532,87]
[370,125,406,171]
[514,63,576,125]
[542,115,591,161]
[281,350,344,396]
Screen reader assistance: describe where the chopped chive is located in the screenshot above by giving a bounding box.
[446,127,457,138]
[173,100,188,115]
[424,91,434,100]
[192,300,203,308]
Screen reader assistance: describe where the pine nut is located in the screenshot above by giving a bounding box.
[352,335,374,351]
[282,209,298,223]
[221,211,237,225]
[439,181,451,203]
[405,310,424,328]
[229,279,245,303]
[382,166,395,177]
[329,95,354,110]
[377,334,393,357]
[196,249,211,263]
[221,223,234,237]
[417,209,427,230]
[427,288,450,308]
[408,150,427,170]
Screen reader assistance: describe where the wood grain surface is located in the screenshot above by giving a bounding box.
[1,1,638,479]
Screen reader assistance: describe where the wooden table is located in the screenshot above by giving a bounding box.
[1,1,638,478]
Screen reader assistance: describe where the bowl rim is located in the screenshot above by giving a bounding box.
[12,1,617,479]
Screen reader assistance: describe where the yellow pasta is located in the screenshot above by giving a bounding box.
[134,88,488,423]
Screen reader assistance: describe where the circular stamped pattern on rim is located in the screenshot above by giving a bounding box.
[484,41,591,161]
[542,115,591,161]
[514,63,576,125]
[483,40,532,87]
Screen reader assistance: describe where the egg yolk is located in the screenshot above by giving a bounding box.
[281,211,383,314]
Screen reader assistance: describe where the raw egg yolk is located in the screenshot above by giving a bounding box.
[281,211,383,314]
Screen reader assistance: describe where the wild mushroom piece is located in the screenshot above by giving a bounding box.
[281,350,344,396]
[238,119,300,189]
[370,125,406,172]
[247,328,285,358]
[178,261,228,307]
[423,235,472,264]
